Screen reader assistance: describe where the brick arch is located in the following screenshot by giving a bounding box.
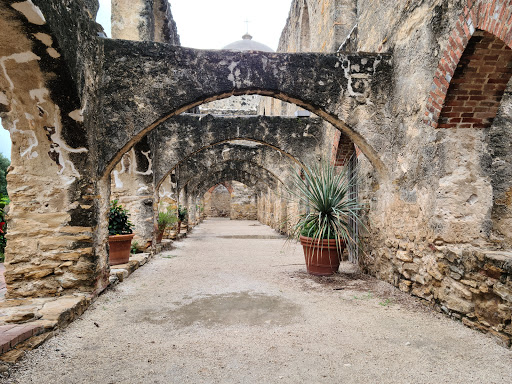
[331,130,357,166]
[208,182,234,194]
[425,0,512,128]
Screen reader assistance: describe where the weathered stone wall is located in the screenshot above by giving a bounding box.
[230,181,257,220]
[200,95,261,116]
[356,0,512,347]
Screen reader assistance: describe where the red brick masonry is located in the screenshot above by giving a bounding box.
[0,323,43,354]
[425,0,512,128]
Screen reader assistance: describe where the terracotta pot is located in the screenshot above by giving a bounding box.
[299,235,345,276]
[108,234,134,266]
[156,230,164,244]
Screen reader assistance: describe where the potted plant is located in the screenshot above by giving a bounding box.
[156,207,177,243]
[177,205,188,234]
[108,200,134,265]
[287,160,365,276]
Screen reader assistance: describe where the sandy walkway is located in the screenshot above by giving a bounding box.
[6,218,512,383]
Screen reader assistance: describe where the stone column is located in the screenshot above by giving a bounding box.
[110,137,154,247]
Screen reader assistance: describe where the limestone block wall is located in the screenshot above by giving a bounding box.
[354,0,512,346]
[200,95,261,116]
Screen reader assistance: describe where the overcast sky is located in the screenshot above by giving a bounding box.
[97,0,291,50]
[0,0,292,159]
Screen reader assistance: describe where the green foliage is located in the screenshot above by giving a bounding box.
[287,160,365,251]
[157,209,177,231]
[178,205,188,221]
[379,298,392,306]
[131,241,142,254]
[0,154,9,197]
[108,200,134,236]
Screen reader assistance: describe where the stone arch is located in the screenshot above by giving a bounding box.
[152,115,322,190]
[425,0,512,128]
[99,41,392,179]
[189,169,273,200]
[168,142,296,193]
[183,161,282,198]
[208,182,234,195]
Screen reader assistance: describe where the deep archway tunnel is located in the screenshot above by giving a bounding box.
[151,114,322,190]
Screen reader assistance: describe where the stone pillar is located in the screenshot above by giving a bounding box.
[0,12,101,297]
[111,0,153,41]
[110,138,154,246]
[111,0,180,44]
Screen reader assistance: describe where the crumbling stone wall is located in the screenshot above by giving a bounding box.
[0,0,105,297]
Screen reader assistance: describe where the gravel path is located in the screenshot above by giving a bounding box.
[6,218,512,383]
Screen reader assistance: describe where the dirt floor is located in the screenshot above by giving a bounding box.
[5,218,512,383]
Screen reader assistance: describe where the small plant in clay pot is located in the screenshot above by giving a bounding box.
[108,200,134,266]
[287,160,365,276]
[156,207,177,243]
[177,205,188,234]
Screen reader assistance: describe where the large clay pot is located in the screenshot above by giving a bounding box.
[108,234,134,266]
[299,236,345,276]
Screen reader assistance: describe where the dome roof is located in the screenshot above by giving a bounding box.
[222,33,274,52]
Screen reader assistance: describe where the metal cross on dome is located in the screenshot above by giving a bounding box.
[244,18,250,34]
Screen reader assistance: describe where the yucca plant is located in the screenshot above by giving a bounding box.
[287,159,365,275]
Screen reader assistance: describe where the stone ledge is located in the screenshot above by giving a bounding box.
[481,250,512,273]
[108,253,150,285]
[0,294,90,361]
